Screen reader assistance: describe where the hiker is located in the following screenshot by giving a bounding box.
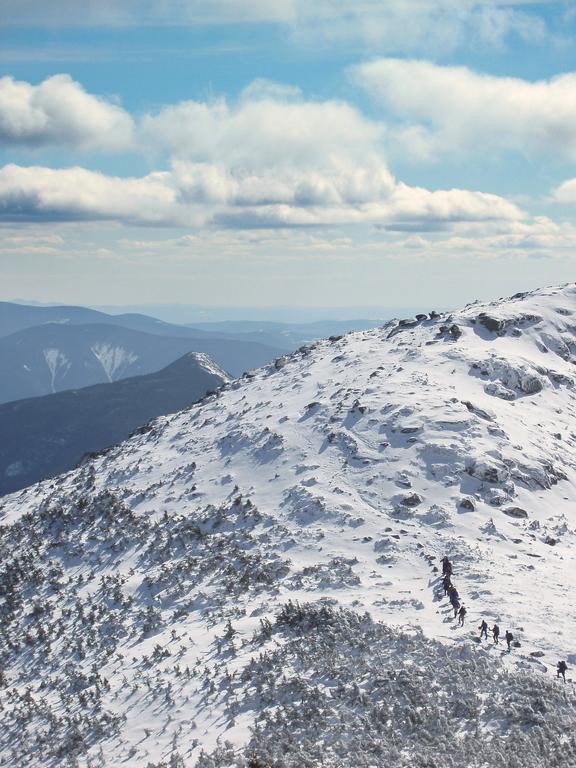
[478,619,488,640]
[557,661,568,683]
[505,630,514,651]
[458,604,467,626]
[492,624,500,644]
[447,585,459,601]
[442,573,451,595]
[451,596,460,618]
[442,557,453,577]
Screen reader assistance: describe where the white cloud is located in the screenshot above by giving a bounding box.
[551,178,576,204]
[142,92,386,170]
[352,58,576,160]
[1,1,549,54]
[0,74,133,151]
[0,164,179,224]
[289,0,547,54]
[142,91,398,213]
[0,161,524,231]
[0,81,526,231]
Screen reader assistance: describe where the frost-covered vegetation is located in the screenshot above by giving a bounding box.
[198,602,576,768]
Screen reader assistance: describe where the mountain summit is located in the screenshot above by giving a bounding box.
[2,284,576,766]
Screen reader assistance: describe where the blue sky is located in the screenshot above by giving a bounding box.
[1,1,576,310]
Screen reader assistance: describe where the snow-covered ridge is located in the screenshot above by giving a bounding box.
[2,283,576,766]
[190,351,231,382]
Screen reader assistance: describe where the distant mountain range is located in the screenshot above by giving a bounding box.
[0,300,381,351]
[0,352,228,496]
[0,304,284,403]
[184,319,380,350]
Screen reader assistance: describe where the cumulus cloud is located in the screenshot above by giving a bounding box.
[0,164,179,224]
[0,160,524,231]
[142,92,385,170]
[0,80,526,231]
[0,74,133,151]
[351,58,576,159]
[1,1,548,54]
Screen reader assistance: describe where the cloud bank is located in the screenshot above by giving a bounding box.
[352,58,576,160]
[1,1,549,54]
[0,76,527,230]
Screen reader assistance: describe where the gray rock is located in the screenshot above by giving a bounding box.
[448,324,462,340]
[462,401,494,421]
[503,506,529,519]
[402,492,423,507]
[478,313,504,332]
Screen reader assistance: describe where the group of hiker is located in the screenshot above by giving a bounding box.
[440,556,569,682]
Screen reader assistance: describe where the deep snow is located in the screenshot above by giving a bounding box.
[1,283,576,766]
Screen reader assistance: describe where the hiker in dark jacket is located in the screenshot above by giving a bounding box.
[478,619,488,640]
[505,630,514,651]
[441,557,453,577]
[442,573,451,595]
[557,661,568,682]
[447,585,459,601]
[492,624,500,644]
[458,605,467,626]
[451,595,460,618]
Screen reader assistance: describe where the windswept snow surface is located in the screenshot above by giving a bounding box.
[2,283,576,766]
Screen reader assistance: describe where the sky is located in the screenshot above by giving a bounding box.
[1,0,576,311]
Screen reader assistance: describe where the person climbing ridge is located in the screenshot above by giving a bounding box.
[557,660,568,682]
[442,573,452,595]
[478,619,488,640]
[492,624,500,644]
[446,583,460,619]
[452,597,460,618]
[505,630,514,651]
[441,556,453,577]
[458,604,467,626]
[447,584,459,602]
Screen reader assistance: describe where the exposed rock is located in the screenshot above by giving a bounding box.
[467,460,510,484]
[484,382,516,400]
[503,506,529,519]
[448,324,463,340]
[462,401,494,421]
[478,313,504,332]
[401,492,423,507]
[459,496,476,511]
[486,489,510,506]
